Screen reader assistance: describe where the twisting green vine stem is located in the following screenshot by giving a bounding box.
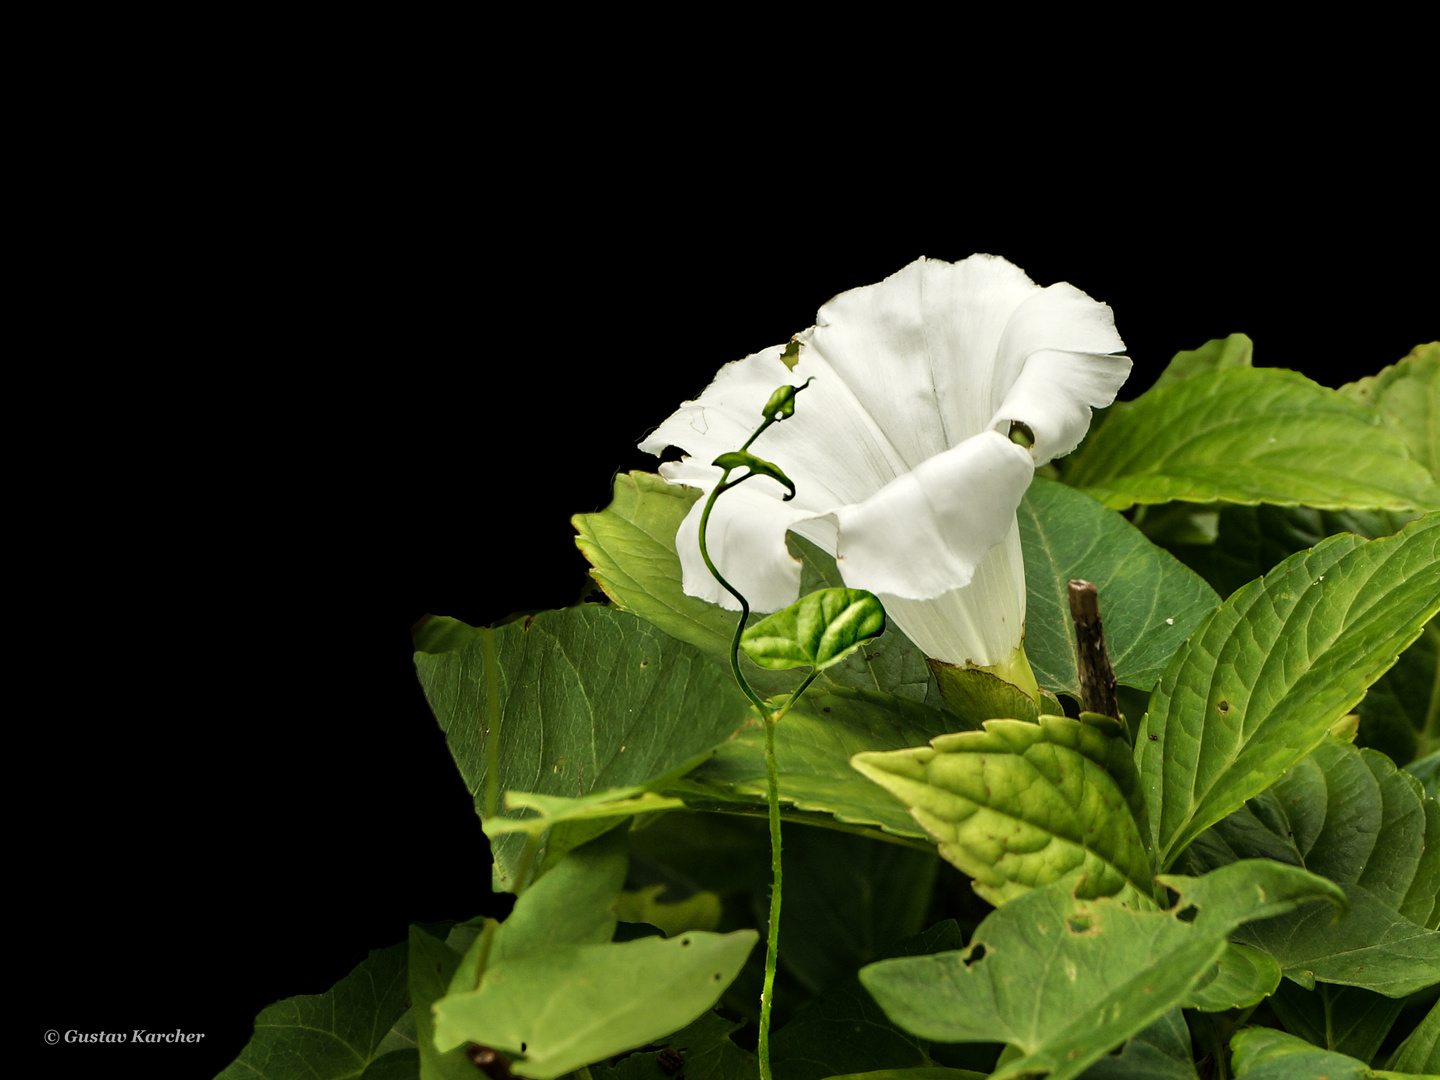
[694,380,812,1080]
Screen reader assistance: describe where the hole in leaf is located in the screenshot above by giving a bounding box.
[1107,1042,1126,1056]
[1217,700,1230,713]
[1176,905,1198,923]
[712,972,722,981]
[965,943,987,967]
[1067,916,1093,934]
[680,937,692,947]
[520,1042,528,1053]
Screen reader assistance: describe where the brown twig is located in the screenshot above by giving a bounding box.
[1068,579,1119,720]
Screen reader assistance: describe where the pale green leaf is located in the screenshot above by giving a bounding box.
[858,861,1343,1080]
[1149,333,1254,393]
[572,472,726,657]
[741,588,886,671]
[851,715,1154,908]
[592,1011,758,1080]
[1064,366,1440,511]
[432,930,759,1079]
[614,883,722,936]
[1184,942,1281,1012]
[410,925,490,1080]
[1228,1027,1375,1079]
[482,789,686,838]
[1018,477,1219,698]
[473,825,629,976]
[1136,515,1440,870]
[217,941,412,1080]
[412,607,753,888]
[1340,342,1439,480]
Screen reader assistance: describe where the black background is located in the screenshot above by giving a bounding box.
[28,90,1436,1076]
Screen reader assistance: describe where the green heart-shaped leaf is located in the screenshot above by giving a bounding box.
[741,588,886,671]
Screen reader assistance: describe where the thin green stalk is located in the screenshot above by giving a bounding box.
[510,829,542,897]
[757,711,783,1080]
[696,473,768,716]
[693,381,813,1080]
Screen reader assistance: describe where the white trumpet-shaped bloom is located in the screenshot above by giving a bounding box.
[640,255,1130,669]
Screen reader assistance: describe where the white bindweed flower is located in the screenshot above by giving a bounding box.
[641,255,1130,681]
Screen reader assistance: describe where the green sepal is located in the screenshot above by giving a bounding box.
[712,451,797,501]
[762,377,812,422]
[740,588,887,672]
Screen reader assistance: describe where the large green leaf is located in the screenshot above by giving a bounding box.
[1183,737,1440,995]
[852,715,1153,908]
[1018,478,1219,698]
[1146,503,1433,763]
[1136,514,1440,870]
[1063,366,1440,512]
[432,930,758,1079]
[217,941,415,1080]
[1228,1027,1379,1079]
[1340,342,1439,480]
[672,685,960,842]
[413,607,753,888]
[858,861,1343,1080]
[1234,883,1440,997]
[1148,333,1255,393]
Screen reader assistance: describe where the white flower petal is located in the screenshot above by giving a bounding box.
[833,430,1034,601]
[661,458,811,612]
[641,255,1129,669]
[878,525,1028,668]
[798,256,1042,472]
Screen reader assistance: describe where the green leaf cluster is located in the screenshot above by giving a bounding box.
[222,338,1440,1079]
